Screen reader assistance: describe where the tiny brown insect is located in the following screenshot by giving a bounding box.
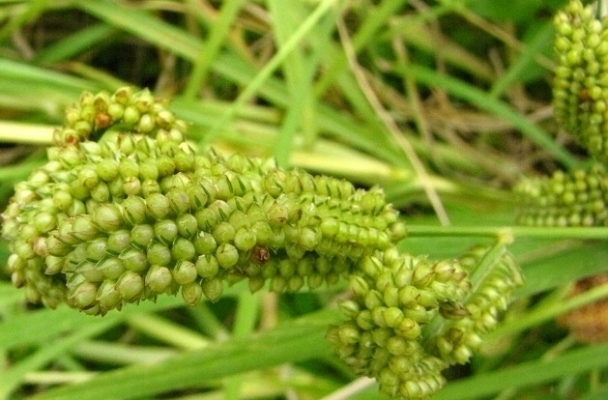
[578,88,591,102]
[252,245,270,265]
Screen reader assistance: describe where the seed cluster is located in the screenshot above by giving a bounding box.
[517,1,608,228]
[326,246,522,399]
[515,164,608,226]
[1,87,406,315]
[553,0,608,162]
[1,87,522,399]
[429,246,523,364]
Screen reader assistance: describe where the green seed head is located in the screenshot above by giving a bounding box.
[212,221,236,243]
[146,242,172,266]
[34,211,57,233]
[123,176,142,196]
[45,234,73,257]
[234,228,256,251]
[86,237,108,262]
[78,167,99,189]
[267,203,288,227]
[176,214,198,238]
[90,182,111,203]
[193,231,217,255]
[167,188,190,216]
[1,87,521,400]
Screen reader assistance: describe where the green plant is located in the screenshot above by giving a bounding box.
[516,0,608,228]
[4,1,608,400]
[1,87,521,399]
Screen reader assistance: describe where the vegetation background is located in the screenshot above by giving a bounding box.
[2,0,608,399]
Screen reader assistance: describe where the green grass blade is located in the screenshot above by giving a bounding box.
[515,242,608,298]
[33,23,117,64]
[225,291,261,400]
[0,58,101,93]
[388,16,495,82]
[267,0,309,165]
[79,1,201,59]
[205,0,339,143]
[31,309,340,400]
[397,64,578,168]
[0,282,24,308]
[487,282,608,341]
[126,314,210,350]
[314,0,409,95]
[0,0,49,40]
[183,0,247,99]
[490,23,554,98]
[0,318,117,400]
[0,296,182,351]
[434,341,608,400]
[267,0,335,165]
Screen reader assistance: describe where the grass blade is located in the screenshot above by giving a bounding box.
[435,341,608,400]
[31,309,339,400]
[398,63,578,169]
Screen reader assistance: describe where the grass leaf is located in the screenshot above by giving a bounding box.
[31,309,339,400]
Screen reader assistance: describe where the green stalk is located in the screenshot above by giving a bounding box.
[71,341,176,366]
[225,291,261,400]
[126,314,210,351]
[30,309,340,400]
[0,121,54,144]
[0,318,118,400]
[407,225,608,240]
[22,372,94,386]
[188,303,231,341]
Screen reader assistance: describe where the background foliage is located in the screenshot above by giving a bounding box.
[2,0,608,399]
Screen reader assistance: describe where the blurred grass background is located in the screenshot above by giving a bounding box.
[3,0,608,399]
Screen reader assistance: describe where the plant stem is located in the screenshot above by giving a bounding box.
[0,121,54,144]
[126,314,209,351]
[225,291,261,400]
[406,225,608,240]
